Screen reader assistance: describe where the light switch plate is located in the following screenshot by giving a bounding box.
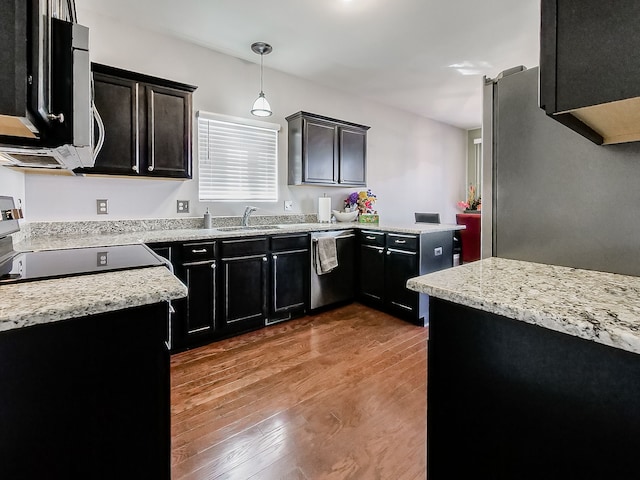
[284,200,293,211]
[96,199,108,215]
[177,200,189,213]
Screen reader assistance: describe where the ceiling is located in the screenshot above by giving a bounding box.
[78,0,541,130]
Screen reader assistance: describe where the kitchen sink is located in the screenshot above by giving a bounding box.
[216,225,283,232]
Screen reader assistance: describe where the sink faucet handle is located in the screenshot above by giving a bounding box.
[242,206,258,226]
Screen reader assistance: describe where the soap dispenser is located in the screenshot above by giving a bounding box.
[203,208,212,229]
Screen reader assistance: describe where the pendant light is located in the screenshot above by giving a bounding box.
[250,42,273,117]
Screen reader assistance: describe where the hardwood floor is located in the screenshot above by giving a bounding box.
[170,303,428,479]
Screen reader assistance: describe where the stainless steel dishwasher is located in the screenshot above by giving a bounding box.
[310,229,355,310]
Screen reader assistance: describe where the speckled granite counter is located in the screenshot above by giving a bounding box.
[14,220,464,252]
[0,266,187,332]
[407,257,640,354]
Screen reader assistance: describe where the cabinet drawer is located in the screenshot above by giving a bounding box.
[386,233,418,251]
[220,237,269,257]
[360,230,385,247]
[180,241,216,262]
[271,233,309,252]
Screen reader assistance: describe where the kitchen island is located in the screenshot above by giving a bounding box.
[407,257,640,479]
[0,267,187,480]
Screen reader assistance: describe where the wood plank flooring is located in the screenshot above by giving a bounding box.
[170,303,428,479]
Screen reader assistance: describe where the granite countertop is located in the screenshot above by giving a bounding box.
[406,257,640,355]
[14,221,464,252]
[0,266,187,333]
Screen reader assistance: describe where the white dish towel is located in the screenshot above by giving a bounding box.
[315,237,338,274]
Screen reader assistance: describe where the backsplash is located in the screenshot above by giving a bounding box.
[16,214,318,240]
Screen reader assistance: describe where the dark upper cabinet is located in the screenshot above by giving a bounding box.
[287,111,369,186]
[540,0,640,145]
[88,63,197,178]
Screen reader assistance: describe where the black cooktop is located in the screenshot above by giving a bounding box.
[0,244,167,284]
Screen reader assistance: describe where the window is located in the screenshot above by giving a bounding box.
[198,111,280,202]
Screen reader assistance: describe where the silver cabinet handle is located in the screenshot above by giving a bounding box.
[191,248,207,253]
[273,255,278,260]
[387,251,391,255]
[263,256,268,262]
[395,239,406,244]
[366,236,377,240]
[211,262,216,269]
[379,249,384,254]
[134,83,140,173]
[148,89,155,172]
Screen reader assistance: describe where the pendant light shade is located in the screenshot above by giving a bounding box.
[250,42,273,117]
[251,92,272,117]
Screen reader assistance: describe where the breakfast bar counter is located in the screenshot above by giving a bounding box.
[407,257,640,479]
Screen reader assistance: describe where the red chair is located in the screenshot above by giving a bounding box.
[456,213,481,263]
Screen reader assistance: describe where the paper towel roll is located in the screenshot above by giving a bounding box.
[318,197,331,223]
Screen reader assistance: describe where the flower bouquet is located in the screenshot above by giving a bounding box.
[457,184,481,213]
[344,189,378,223]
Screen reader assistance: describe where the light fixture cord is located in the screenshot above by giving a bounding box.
[260,53,264,94]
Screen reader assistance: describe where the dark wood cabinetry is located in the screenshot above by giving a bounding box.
[0,303,171,480]
[88,63,197,178]
[357,230,453,325]
[358,231,385,306]
[287,111,369,186]
[269,233,309,324]
[172,242,217,350]
[219,237,269,336]
[540,0,640,145]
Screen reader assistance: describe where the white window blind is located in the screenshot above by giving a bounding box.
[198,112,280,202]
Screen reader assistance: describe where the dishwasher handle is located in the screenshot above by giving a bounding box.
[311,233,355,243]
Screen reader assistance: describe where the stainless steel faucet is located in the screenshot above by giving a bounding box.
[241,206,258,226]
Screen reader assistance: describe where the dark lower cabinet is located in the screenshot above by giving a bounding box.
[269,233,309,324]
[0,303,170,480]
[358,243,385,306]
[428,298,640,479]
[220,237,269,336]
[151,241,218,352]
[385,247,419,313]
[357,230,453,325]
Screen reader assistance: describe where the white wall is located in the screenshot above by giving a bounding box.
[17,9,467,224]
[0,167,25,212]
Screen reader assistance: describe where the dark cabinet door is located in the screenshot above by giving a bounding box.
[175,259,217,348]
[358,244,385,305]
[90,63,196,178]
[339,127,367,185]
[287,111,369,186]
[92,73,138,175]
[220,254,268,335]
[385,248,419,314]
[145,84,192,178]
[303,118,338,184]
[271,249,308,321]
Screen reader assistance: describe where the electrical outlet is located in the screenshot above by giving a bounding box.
[284,200,293,211]
[96,199,108,215]
[97,252,108,267]
[177,200,189,213]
